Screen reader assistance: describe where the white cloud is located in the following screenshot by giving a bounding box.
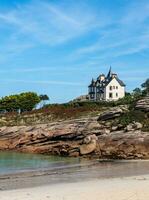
[0,0,111,63]
[0,0,103,46]
[0,0,148,74]
[121,1,149,25]
[0,64,87,73]
[2,79,85,86]
[68,0,149,62]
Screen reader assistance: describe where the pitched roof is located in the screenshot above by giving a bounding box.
[88,67,126,88]
[105,66,125,87]
[105,76,126,87]
[115,77,126,86]
[88,78,96,87]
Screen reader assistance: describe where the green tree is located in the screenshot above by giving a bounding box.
[133,87,142,98]
[0,95,19,112]
[141,78,149,95]
[18,92,41,112]
[0,92,41,113]
[39,94,49,107]
[125,92,131,96]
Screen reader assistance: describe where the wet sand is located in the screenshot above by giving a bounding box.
[1,160,149,200]
[1,175,149,200]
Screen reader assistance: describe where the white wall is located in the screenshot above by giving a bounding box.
[105,78,125,101]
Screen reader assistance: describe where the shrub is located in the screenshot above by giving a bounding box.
[119,110,146,126]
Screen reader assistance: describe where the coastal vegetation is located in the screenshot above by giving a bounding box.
[0,79,148,128]
[0,79,148,159]
[0,92,49,113]
[117,78,149,130]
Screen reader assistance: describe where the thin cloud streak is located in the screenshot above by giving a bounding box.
[69,1,149,62]
[0,1,102,47]
[0,65,86,73]
[2,79,86,86]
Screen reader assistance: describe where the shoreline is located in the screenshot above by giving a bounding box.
[1,159,149,191]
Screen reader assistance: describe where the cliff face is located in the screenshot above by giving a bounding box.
[0,104,149,159]
[135,96,149,112]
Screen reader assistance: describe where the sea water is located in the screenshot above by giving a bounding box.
[0,151,80,175]
[1,151,149,178]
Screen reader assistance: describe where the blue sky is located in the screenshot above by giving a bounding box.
[0,0,148,103]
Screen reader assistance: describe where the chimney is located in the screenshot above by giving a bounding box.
[99,74,105,81]
[111,73,117,79]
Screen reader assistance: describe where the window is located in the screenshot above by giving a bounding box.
[91,94,94,99]
[116,93,118,97]
[109,86,112,90]
[113,86,115,89]
[116,86,118,89]
[109,93,113,98]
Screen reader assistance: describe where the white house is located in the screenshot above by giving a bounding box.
[88,67,125,101]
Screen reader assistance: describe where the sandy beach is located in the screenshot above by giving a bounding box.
[1,175,149,200]
[1,160,149,200]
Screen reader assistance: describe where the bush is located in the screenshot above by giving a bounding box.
[119,110,146,126]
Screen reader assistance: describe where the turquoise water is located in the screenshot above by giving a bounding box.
[0,151,80,175]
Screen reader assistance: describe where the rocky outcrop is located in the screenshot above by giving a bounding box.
[98,130,149,159]
[136,96,149,111]
[98,105,128,121]
[0,106,149,159]
[80,135,98,155]
[125,122,143,132]
[0,117,101,157]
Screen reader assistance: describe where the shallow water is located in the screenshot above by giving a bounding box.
[0,151,80,175]
[1,151,149,179]
[1,151,149,190]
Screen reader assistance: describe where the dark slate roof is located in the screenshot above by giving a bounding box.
[88,83,93,87]
[105,76,126,87]
[88,78,96,87]
[105,67,126,87]
[107,66,112,78]
[115,77,126,87]
[88,67,125,88]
